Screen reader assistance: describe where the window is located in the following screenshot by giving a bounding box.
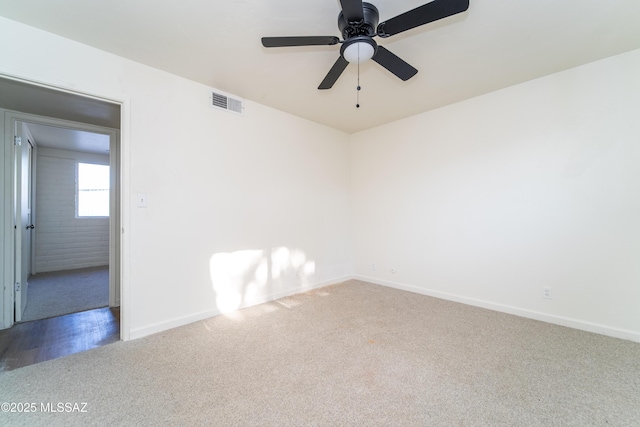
[77,163,110,217]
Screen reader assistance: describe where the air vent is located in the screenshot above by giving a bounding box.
[210,90,244,115]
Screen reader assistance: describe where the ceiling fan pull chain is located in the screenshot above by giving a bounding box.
[356,43,361,108]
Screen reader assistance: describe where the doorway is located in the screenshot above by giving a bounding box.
[17,121,116,323]
[4,113,120,326]
[0,75,124,353]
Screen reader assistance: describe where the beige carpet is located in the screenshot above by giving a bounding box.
[1,280,639,426]
[21,266,109,322]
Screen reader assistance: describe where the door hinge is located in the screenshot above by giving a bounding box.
[14,136,22,146]
[15,282,21,292]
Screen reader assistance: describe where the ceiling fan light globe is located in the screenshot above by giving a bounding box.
[343,41,375,64]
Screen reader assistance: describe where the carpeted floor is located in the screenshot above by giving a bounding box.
[1,280,639,426]
[20,266,109,322]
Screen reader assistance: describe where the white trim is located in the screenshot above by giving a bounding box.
[129,275,353,340]
[118,98,131,341]
[0,109,15,329]
[0,72,125,107]
[354,275,640,344]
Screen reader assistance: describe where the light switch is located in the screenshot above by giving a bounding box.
[137,193,148,208]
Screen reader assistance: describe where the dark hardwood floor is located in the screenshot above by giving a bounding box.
[0,307,120,372]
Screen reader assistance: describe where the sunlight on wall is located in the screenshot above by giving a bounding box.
[209,247,316,314]
[209,250,264,313]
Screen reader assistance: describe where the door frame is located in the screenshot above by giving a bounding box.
[2,111,121,325]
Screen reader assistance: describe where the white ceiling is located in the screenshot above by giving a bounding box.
[26,123,110,155]
[1,0,639,133]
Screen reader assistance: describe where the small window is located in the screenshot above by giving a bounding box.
[77,163,110,217]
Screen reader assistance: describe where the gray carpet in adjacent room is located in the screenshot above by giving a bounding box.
[20,266,109,322]
[1,280,639,426]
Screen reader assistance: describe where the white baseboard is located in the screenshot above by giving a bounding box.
[353,275,640,344]
[129,308,221,340]
[128,275,353,340]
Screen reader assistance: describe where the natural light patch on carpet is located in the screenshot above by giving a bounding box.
[276,298,300,309]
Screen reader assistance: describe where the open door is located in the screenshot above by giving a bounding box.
[14,122,34,322]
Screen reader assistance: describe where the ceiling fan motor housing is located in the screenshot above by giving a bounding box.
[338,2,379,39]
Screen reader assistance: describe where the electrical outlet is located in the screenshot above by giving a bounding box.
[371,263,377,271]
[542,287,552,299]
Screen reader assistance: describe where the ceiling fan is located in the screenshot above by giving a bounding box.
[261,0,469,90]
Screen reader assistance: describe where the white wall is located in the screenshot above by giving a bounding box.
[351,48,640,341]
[2,16,638,343]
[35,147,110,272]
[0,17,352,338]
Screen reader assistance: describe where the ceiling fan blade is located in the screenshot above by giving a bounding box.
[318,56,349,90]
[262,36,340,48]
[377,0,469,38]
[372,46,418,81]
[340,0,365,22]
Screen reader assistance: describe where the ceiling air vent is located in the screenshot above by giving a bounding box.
[210,90,244,115]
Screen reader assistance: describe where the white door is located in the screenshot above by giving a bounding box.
[14,123,33,322]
